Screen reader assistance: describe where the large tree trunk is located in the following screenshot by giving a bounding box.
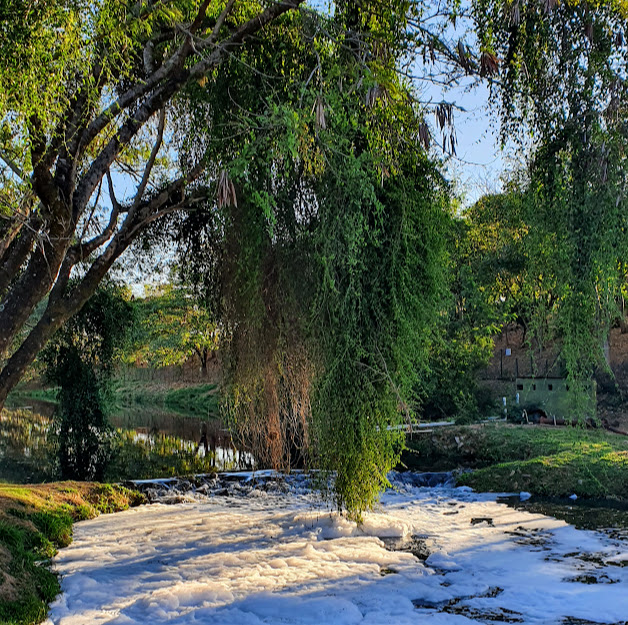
[0,304,67,408]
[0,225,69,358]
[0,233,126,408]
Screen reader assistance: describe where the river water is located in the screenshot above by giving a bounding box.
[3,404,628,622]
[0,399,249,483]
[43,472,628,625]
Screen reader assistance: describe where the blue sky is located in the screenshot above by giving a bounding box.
[435,81,506,206]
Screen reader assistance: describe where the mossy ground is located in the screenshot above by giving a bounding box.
[0,481,144,625]
[403,424,628,499]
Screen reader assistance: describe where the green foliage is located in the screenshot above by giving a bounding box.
[104,430,225,480]
[30,511,73,549]
[311,154,449,514]
[41,284,135,480]
[459,442,628,500]
[405,423,627,470]
[0,478,143,625]
[114,380,220,418]
[165,6,451,516]
[0,511,64,625]
[126,284,218,371]
[472,0,628,413]
[164,384,219,416]
[0,0,214,132]
[406,423,628,499]
[420,199,528,422]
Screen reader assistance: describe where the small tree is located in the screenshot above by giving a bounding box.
[41,284,134,480]
[129,284,218,374]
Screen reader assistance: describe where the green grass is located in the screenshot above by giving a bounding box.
[403,424,628,500]
[114,381,220,419]
[9,380,221,419]
[163,384,219,416]
[0,481,144,625]
[458,444,628,499]
[5,388,58,405]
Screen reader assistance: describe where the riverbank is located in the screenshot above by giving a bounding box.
[402,423,628,500]
[114,381,220,419]
[9,380,221,421]
[0,481,143,625]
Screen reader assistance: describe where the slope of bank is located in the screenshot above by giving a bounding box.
[402,423,628,500]
[113,380,220,419]
[10,378,221,421]
[0,481,143,625]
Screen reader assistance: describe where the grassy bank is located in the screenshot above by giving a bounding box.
[114,381,220,418]
[403,424,628,500]
[9,380,221,419]
[0,481,143,625]
[5,388,58,406]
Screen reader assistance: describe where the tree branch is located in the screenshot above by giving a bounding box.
[70,205,120,262]
[132,107,166,211]
[29,116,59,213]
[195,0,237,53]
[0,149,27,182]
[106,169,121,212]
[189,0,305,81]
[0,213,40,295]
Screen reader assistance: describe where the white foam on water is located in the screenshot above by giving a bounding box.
[44,480,628,625]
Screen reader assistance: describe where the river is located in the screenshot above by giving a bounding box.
[3,404,628,622]
[43,471,628,625]
[0,398,250,483]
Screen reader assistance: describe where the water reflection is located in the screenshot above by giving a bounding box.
[0,408,54,482]
[0,400,251,484]
[497,495,628,537]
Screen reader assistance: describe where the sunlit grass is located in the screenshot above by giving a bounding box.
[0,480,143,625]
[113,380,220,419]
[404,424,628,499]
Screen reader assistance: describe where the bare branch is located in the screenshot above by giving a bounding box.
[106,169,121,213]
[132,107,166,210]
[0,149,27,182]
[70,204,120,261]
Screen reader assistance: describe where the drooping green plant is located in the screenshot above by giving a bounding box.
[472,0,628,414]
[162,5,451,516]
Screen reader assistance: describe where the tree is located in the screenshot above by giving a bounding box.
[472,0,628,405]
[4,0,627,509]
[41,283,134,480]
[129,283,218,373]
[154,4,451,514]
[0,0,305,409]
[0,0,516,412]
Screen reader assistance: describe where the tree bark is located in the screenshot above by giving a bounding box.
[0,221,69,358]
